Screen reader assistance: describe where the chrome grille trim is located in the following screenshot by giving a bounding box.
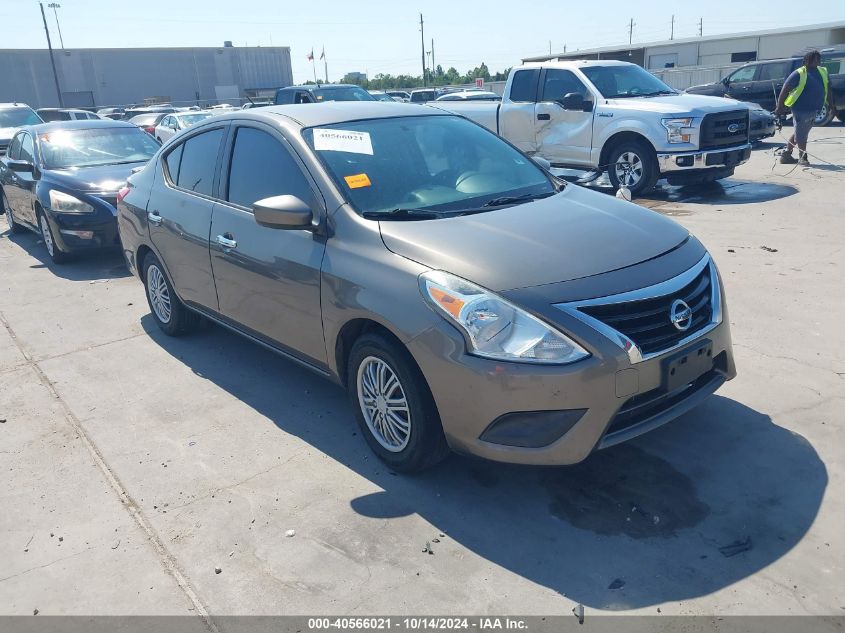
[554,254,722,364]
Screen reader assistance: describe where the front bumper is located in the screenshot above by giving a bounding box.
[46,211,120,252]
[657,142,752,173]
[406,257,736,466]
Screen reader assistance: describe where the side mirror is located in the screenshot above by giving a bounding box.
[7,160,34,174]
[532,156,551,171]
[561,92,591,112]
[253,195,314,230]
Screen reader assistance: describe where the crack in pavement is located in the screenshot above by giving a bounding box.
[0,309,219,632]
[0,547,96,584]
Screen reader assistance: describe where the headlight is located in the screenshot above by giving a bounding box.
[420,271,590,365]
[49,190,95,214]
[661,117,694,143]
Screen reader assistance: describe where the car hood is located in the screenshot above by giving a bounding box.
[378,184,689,292]
[604,92,742,115]
[45,162,145,192]
[0,127,18,143]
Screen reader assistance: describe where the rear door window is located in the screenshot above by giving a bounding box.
[171,128,224,196]
[757,62,791,82]
[509,69,541,102]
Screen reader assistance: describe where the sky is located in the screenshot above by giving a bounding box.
[1,0,843,84]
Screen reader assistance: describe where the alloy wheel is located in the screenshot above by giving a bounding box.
[356,356,411,452]
[147,264,173,324]
[40,215,55,256]
[614,152,644,187]
[814,104,829,125]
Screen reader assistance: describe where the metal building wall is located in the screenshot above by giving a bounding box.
[0,46,293,108]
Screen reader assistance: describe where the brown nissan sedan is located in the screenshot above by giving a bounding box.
[116,102,735,472]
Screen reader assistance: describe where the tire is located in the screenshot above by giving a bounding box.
[814,103,835,127]
[606,139,659,195]
[141,252,199,336]
[37,209,70,264]
[347,332,449,473]
[2,190,25,234]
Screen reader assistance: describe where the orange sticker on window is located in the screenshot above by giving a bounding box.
[344,173,372,189]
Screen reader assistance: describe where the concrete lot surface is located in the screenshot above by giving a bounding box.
[1,126,844,622]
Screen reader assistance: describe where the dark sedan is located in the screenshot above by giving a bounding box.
[0,119,159,263]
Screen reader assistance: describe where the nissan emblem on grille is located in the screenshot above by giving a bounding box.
[670,299,693,331]
[727,123,740,133]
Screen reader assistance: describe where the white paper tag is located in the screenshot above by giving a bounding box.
[313,128,373,155]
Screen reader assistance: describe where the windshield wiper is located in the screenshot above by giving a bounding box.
[450,191,557,217]
[640,90,678,97]
[481,191,556,208]
[362,207,444,220]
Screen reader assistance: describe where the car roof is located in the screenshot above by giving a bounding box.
[204,101,449,128]
[0,103,35,110]
[280,84,365,92]
[22,119,137,134]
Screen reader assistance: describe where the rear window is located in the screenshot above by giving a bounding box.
[0,107,42,127]
[312,87,375,102]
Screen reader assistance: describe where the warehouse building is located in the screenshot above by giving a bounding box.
[0,44,293,109]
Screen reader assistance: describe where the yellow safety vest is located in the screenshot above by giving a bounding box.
[785,66,829,108]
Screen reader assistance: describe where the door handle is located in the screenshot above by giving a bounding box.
[537,113,551,121]
[147,210,163,225]
[216,234,237,249]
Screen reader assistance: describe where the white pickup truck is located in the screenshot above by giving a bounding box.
[434,60,753,194]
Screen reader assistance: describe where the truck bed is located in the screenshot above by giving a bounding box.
[429,101,501,134]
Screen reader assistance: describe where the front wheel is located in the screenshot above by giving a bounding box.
[142,252,199,336]
[347,333,449,473]
[606,139,659,195]
[38,211,70,264]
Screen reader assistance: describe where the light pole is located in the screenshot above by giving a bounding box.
[47,3,64,49]
[39,2,64,107]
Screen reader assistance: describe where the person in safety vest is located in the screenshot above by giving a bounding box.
[775,50,834,165]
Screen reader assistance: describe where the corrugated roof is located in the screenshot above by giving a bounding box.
[523,19,845,62]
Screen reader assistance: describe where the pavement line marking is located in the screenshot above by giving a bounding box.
[0,309,220,631]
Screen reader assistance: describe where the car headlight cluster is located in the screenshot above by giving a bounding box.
[49,190,95,214]
[661,117,694,144]
[420,271,589,365]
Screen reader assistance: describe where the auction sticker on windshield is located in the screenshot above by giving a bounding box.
[313,128,374,155]
[344,173,372,188]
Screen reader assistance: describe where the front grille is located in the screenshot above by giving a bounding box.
[578,264,714,356]
[700,109,749,150]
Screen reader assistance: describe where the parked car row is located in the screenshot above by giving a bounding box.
[2,101,736,473]
[685,44,845,126]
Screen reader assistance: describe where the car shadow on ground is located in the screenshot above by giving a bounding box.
[142,315,827,611]
[641,178,799,206]
[2,227,130,281]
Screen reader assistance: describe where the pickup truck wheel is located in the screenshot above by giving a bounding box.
[607,140,659,195]
[814,104,835,126]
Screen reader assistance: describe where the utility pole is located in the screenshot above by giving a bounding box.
[39,2,63,107]
[698,17,703,37]
[549,40,552,55]
[628,18,634,45]
[670,14,674,40]
[419,13,426,87]
[431,38,435,80]
[47,3,64,49]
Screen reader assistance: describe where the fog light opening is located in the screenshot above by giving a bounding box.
[59,229,94,239]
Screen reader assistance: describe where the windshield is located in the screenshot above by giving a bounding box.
[304,115,554,217]
[0,108,42,128]
[581,65,676,98]
[313,87,375,102]
[129,114,162,126]
[39,127,160,169]
[177,113,212,126]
